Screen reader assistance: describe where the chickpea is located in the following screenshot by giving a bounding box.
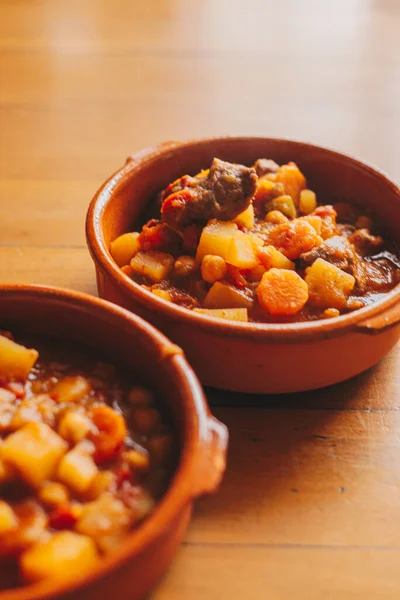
[173,255,196,277]
[264,210,289,225]
[323,308,340,319]
[201,255,227,284]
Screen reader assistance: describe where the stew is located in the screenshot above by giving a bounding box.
[0,332,175,586]
[111,158,400,323]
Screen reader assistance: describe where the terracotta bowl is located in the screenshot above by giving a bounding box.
[86,137,400,394]
[0,284,227,600]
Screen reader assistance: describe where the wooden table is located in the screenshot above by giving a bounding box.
[1,1,399,597]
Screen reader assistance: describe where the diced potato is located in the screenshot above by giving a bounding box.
[120,264,134,277]
[323,308,341,318]
[123,449,150,471]
[265,195,296,219]
[204,282,254,310]
[38,482,69,508]
[76,492,133,552]
[193,308,248,322]
[264,210,289,225]
[151,288,172,302]
[130,251,174,283]
[9,398,43,431]
[58,410,92,444]
[275,162,306,205]
[201,255,227,284]
[299,189,317,214]
[247,263,267,282]
[1,423,67,487]
[233,204,255,229]
[110,232,140,267]
[305,258,356,309]
[0,500,18,535]
[57,445,98,495]
[225,231,259,269]
[267,219,320,260]
[0,500,46,557]
[87,470,115,500]
[20,532,99,583]
[51,375,91,404]
[257,245,295,271]
[0,456,15,484]
[196,220,238,263]
[253,179,275,203]
[257,269,309,316]
[0,335,38,380]
[300,215,322,235]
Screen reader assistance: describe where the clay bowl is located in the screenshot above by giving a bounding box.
[86,137,400,394]
[0,284,227,600]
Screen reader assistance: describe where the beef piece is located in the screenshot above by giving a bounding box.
[161,158,257,230]
[300,236,357,271]
[348,228,383,256]
[253,158,280,178]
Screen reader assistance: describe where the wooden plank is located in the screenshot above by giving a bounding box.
[0,180,98,246]
[187,407,400,547]
[0,53,399,181]
[0,246,96,295]
[153,544,400,600]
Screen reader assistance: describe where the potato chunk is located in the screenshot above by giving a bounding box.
[1,422,67,487]
[193,308,248,322]
[233,204,255,229]
[299,189,317,214]
[257,245,295,271]
[0,500,46,557]
[196,220,238,263]
[51,376,91,404]
[57,445,98,494]
[76,492,133,552]
[20,532,99,583]
[305,258,356,309]
[0,335,38,380]
[204,282,254,310]
[130,250,174,282]
[0,500,18,535]
[110,232,140,267]
[225,231,259,269]
[275,162,306,205]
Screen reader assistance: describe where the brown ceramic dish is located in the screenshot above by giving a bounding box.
[86,137,400,394]
[0,284,227,600]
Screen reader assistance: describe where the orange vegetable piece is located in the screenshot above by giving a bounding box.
[275,162,306,205]
[257,269,309,316]
[88,406,127,464]
[267,219,320,260]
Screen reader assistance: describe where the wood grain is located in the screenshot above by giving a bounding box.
[1,0,400,597]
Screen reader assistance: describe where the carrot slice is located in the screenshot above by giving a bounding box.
[257,268,309,316]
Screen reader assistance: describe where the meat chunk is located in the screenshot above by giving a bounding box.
[348,228,384,256]
[161,158,257,230]
[253,158,280,178]
[300,236,357,271]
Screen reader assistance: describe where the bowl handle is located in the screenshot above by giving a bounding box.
[125,141,180,166]
[192,416,228,498]
[355,301,400,334]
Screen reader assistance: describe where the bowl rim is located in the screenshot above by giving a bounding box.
[0,283,218,600]
[86,136,400,341]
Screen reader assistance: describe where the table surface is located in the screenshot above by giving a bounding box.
[1,1,400,598]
